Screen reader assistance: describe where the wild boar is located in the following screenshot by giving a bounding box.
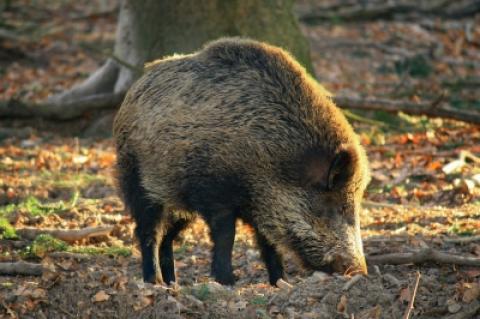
[113,38,370,285]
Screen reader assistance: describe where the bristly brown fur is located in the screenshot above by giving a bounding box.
[113,37,370,285]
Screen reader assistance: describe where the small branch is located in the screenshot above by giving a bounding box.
[342,274,364,291]
[367,248,480,267]
[48,251,93,259]
[17,226,114,243]
[444,235,480,244]
[403,271,421,319]
[0,92,125,120]
[0,261,43,276]
[334,95,480,125]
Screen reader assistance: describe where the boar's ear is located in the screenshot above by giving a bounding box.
[327,145,357,190]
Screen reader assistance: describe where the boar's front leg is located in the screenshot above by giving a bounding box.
[256,232,285,285]
[206,212,236,285]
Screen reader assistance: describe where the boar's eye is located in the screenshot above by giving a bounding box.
[327,147,355,190]
[302,145,357,192]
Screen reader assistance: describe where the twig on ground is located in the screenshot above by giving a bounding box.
[17,226,114,243]
[383,273,402,287]
[367,248,480,267]
[48,251,92,259]
[0,261,43,276]
[403,271,421,319]
[342,274,364,291]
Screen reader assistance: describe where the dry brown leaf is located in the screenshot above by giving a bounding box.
[337,295,348,313]
[276,279,293,290]
[465,269,480,278]
[133,296,153,311]
[357,305,382,319]
[92,290,110,303]
[399,287,411,303]
[31,288,47,300]
[462,282,480,303]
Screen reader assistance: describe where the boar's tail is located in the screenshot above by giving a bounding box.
[116,151,163,222]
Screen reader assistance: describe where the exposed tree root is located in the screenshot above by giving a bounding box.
[48,59,120,105]
[367,248,480,267]
[0,92,125,120]
[17,226,114,243]
[0,261,43,276]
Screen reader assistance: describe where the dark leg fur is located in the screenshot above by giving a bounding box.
[117,152,163,283]
[256,232,285,285]
[160,218,191,284]
[207,212,236,285]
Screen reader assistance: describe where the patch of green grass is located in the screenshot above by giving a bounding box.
[250,295,268,306]
[22,196,67,216]
[192,284,211,301]
[25,234,68,257]
[395,54,432,78]
[0,217,17,239]
[447,223,475,237]
[0,282,14,288]
[0,192,78,218]
[255,309,271,319]
[0,204,16,218]
[69,246,131,257]
[40,171,107,189]
[174,244,189,255]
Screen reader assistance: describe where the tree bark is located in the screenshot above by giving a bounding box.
[46,0,314,110]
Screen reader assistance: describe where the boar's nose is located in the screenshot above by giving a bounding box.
[332,253,368,276]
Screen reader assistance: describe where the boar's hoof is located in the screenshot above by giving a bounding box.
[213,273,236,286]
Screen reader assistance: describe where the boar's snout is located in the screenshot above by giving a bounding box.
[331,252,368,276]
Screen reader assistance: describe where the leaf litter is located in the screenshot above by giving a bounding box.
[1,0,480,318]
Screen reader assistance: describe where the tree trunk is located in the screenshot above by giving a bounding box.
[49,0,313,106]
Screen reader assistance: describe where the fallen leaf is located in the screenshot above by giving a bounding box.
[399,287,411,303]
[31,288,47,299]
[357,305,382,319]
[337,295,348,313]
[442,159,465,174]
[276,279,293,290]
[92,290,110,302]
[462,283,480,303]
[465,270,480,279]
[133,296,153,311]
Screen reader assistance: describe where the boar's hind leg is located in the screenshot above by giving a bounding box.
[159,217,191,285]
[256,232,285,285]
[117,152,163,284]
[206,213,236,285]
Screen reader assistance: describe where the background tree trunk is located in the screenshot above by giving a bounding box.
[50,0,314,105]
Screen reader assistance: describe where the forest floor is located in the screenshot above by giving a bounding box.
[1,1,480,318]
